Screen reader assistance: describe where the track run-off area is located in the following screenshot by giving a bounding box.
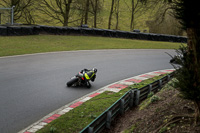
[0,49,175,133]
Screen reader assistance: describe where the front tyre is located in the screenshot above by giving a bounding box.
[86,82,91,88]
[67,77,78,87]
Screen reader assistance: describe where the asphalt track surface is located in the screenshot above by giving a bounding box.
[0,49,176,133]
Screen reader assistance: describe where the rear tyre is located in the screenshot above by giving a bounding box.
[67,78,78,87]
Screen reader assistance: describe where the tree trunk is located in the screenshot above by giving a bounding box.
[130,0,135,31]
[187,28,200,83]
[187,27,200,124]
[85,0,90,24]
[64,4,68,26]
[93,0,98,28]
[108,0,115,29]
[64,0,73,26]
[115,0,120,30]
[187,28,200,61]
[194,101,200,124]
[80,13,84,26]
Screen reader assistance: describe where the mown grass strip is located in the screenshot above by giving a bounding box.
[127,74,168,89]
[0,35,183,57]
[37,74,168,133]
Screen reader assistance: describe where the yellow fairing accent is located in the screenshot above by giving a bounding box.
[84,71,95,80]
[85,73,90,80]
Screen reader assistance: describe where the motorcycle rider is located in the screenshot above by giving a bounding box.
[79,68,97,88]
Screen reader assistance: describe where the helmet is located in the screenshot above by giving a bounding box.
[92,67,97,73]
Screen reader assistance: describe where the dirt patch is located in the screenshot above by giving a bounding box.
[102,85,200,133]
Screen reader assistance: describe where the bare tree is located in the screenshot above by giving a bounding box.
[38,0,73,26]
[130,0,141,31]
[123,0,151,31]
[22,7,35,24]
[90,0,99,28]
[108,0,115,29]
[146,11,184,35]
[0,0,35,24]
[84,0,89,24]
[71,0,85,26]
[71,0,90,26]
[71,0,103,27]
[90,0,103,28]
[114,0,120,30]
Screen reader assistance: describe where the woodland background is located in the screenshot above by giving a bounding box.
[0,0,185,35]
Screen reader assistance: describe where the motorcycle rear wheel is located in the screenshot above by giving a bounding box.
[67,77,78,87]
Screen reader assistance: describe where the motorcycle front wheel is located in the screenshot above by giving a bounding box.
[67,77,79,87]
[86,82,91,88]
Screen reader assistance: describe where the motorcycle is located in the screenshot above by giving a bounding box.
[66,69,97,88]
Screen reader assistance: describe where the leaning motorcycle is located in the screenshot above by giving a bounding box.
[66,70,96,88]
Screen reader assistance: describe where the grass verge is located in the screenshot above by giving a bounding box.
[0,35,183,57]
[37,74,168,133]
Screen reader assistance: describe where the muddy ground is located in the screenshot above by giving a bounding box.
[102,83,200,133]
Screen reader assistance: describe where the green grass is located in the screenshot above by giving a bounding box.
[37,91,127,133]
[0,35,183,57]
[123,124,137,133]
[37,74,168,133]
[128,74,168,89]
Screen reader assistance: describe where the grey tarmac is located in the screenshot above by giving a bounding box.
[0,49,175,133]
